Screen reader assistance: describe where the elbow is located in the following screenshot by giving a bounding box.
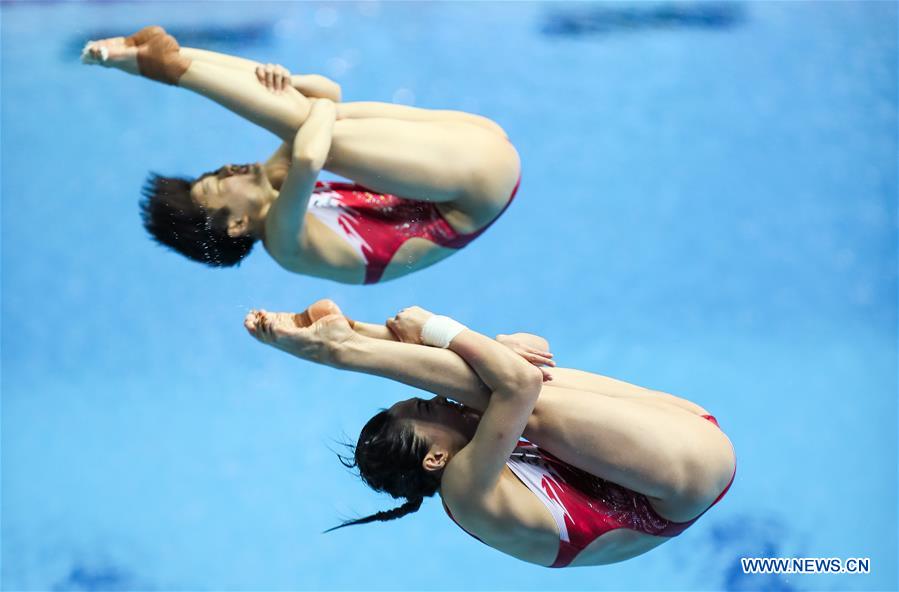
[502,363,544,399]
[330,83,343,103]
[291,151,326,173]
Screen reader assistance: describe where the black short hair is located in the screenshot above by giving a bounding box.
[139,173,256,267]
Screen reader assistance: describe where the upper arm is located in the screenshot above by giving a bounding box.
[264,100,336,257]
[436,329,543,497]
[263,159,319,259]
[443,378,542,498]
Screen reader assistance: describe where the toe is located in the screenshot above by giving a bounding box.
[308,299,342,320]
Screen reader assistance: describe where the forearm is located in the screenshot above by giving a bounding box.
[264,100,336,252]
[334,336,491,410]
[291,99,336,168]
[448,330,539,393]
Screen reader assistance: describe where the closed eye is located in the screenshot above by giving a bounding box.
[416,399,431,415]
[205,176,220,196]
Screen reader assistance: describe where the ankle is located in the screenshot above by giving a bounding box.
[126,25,166,47]
[137,34,191,85]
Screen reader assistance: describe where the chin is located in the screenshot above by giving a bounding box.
[457,403,481,420]
[252,163,271,184]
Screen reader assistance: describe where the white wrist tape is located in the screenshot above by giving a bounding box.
[421,315,467,349]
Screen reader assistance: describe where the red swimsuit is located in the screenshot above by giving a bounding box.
[305,179,520,284]
[444,414,736,568]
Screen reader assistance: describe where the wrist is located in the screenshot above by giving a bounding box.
[421,315,467,348]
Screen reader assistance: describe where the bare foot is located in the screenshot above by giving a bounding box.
[125,26,167,47]
[81,37,139,75]
[292,298,355,329]
[81,25,165,71]
[244,303,356,366]
[82,26,189,85]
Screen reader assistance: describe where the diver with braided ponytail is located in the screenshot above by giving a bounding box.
[245,299,736,568]
[326,410,434,531]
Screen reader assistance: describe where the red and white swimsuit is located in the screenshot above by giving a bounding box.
[306,179,520,284]
[444,414,736,568]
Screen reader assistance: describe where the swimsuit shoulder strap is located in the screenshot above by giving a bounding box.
[505,442,572,543]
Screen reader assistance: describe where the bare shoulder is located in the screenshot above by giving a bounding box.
[441,460,560,566]
[440,446,510,522]
[441,448,552,533]
[441,467,523,540]
[266,214,365,279]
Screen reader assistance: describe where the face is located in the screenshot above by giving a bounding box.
[189,163,275,235]
[390,396,481,449]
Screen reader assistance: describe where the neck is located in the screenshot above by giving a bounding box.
[249,191,276,238]
[448,424,476,454]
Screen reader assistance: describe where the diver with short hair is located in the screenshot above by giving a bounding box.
[83,27,520,283]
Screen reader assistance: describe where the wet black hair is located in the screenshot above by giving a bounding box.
[139,173,256,267]
[327,405,441,532]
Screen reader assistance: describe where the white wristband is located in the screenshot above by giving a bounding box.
[421,315,467,349]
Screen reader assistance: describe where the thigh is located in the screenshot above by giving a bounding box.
[547,368,711,415]
[336,101,505,136]
[325,118,518,207]
[529,385,735,518]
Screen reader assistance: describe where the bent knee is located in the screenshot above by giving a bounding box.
[465,139,520,200]
[665,440,735,519]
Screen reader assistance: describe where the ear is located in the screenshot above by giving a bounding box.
[226,215,250,238]
[422,448,449,473]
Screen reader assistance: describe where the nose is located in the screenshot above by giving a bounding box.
[220,164,250,178]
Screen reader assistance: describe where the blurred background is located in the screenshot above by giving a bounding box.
[2,1,896,590]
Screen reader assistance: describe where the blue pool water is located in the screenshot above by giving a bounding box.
[2,2,896,590]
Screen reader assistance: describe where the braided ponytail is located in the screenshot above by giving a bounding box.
[323,497,423,533]
[327,406,441,532]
